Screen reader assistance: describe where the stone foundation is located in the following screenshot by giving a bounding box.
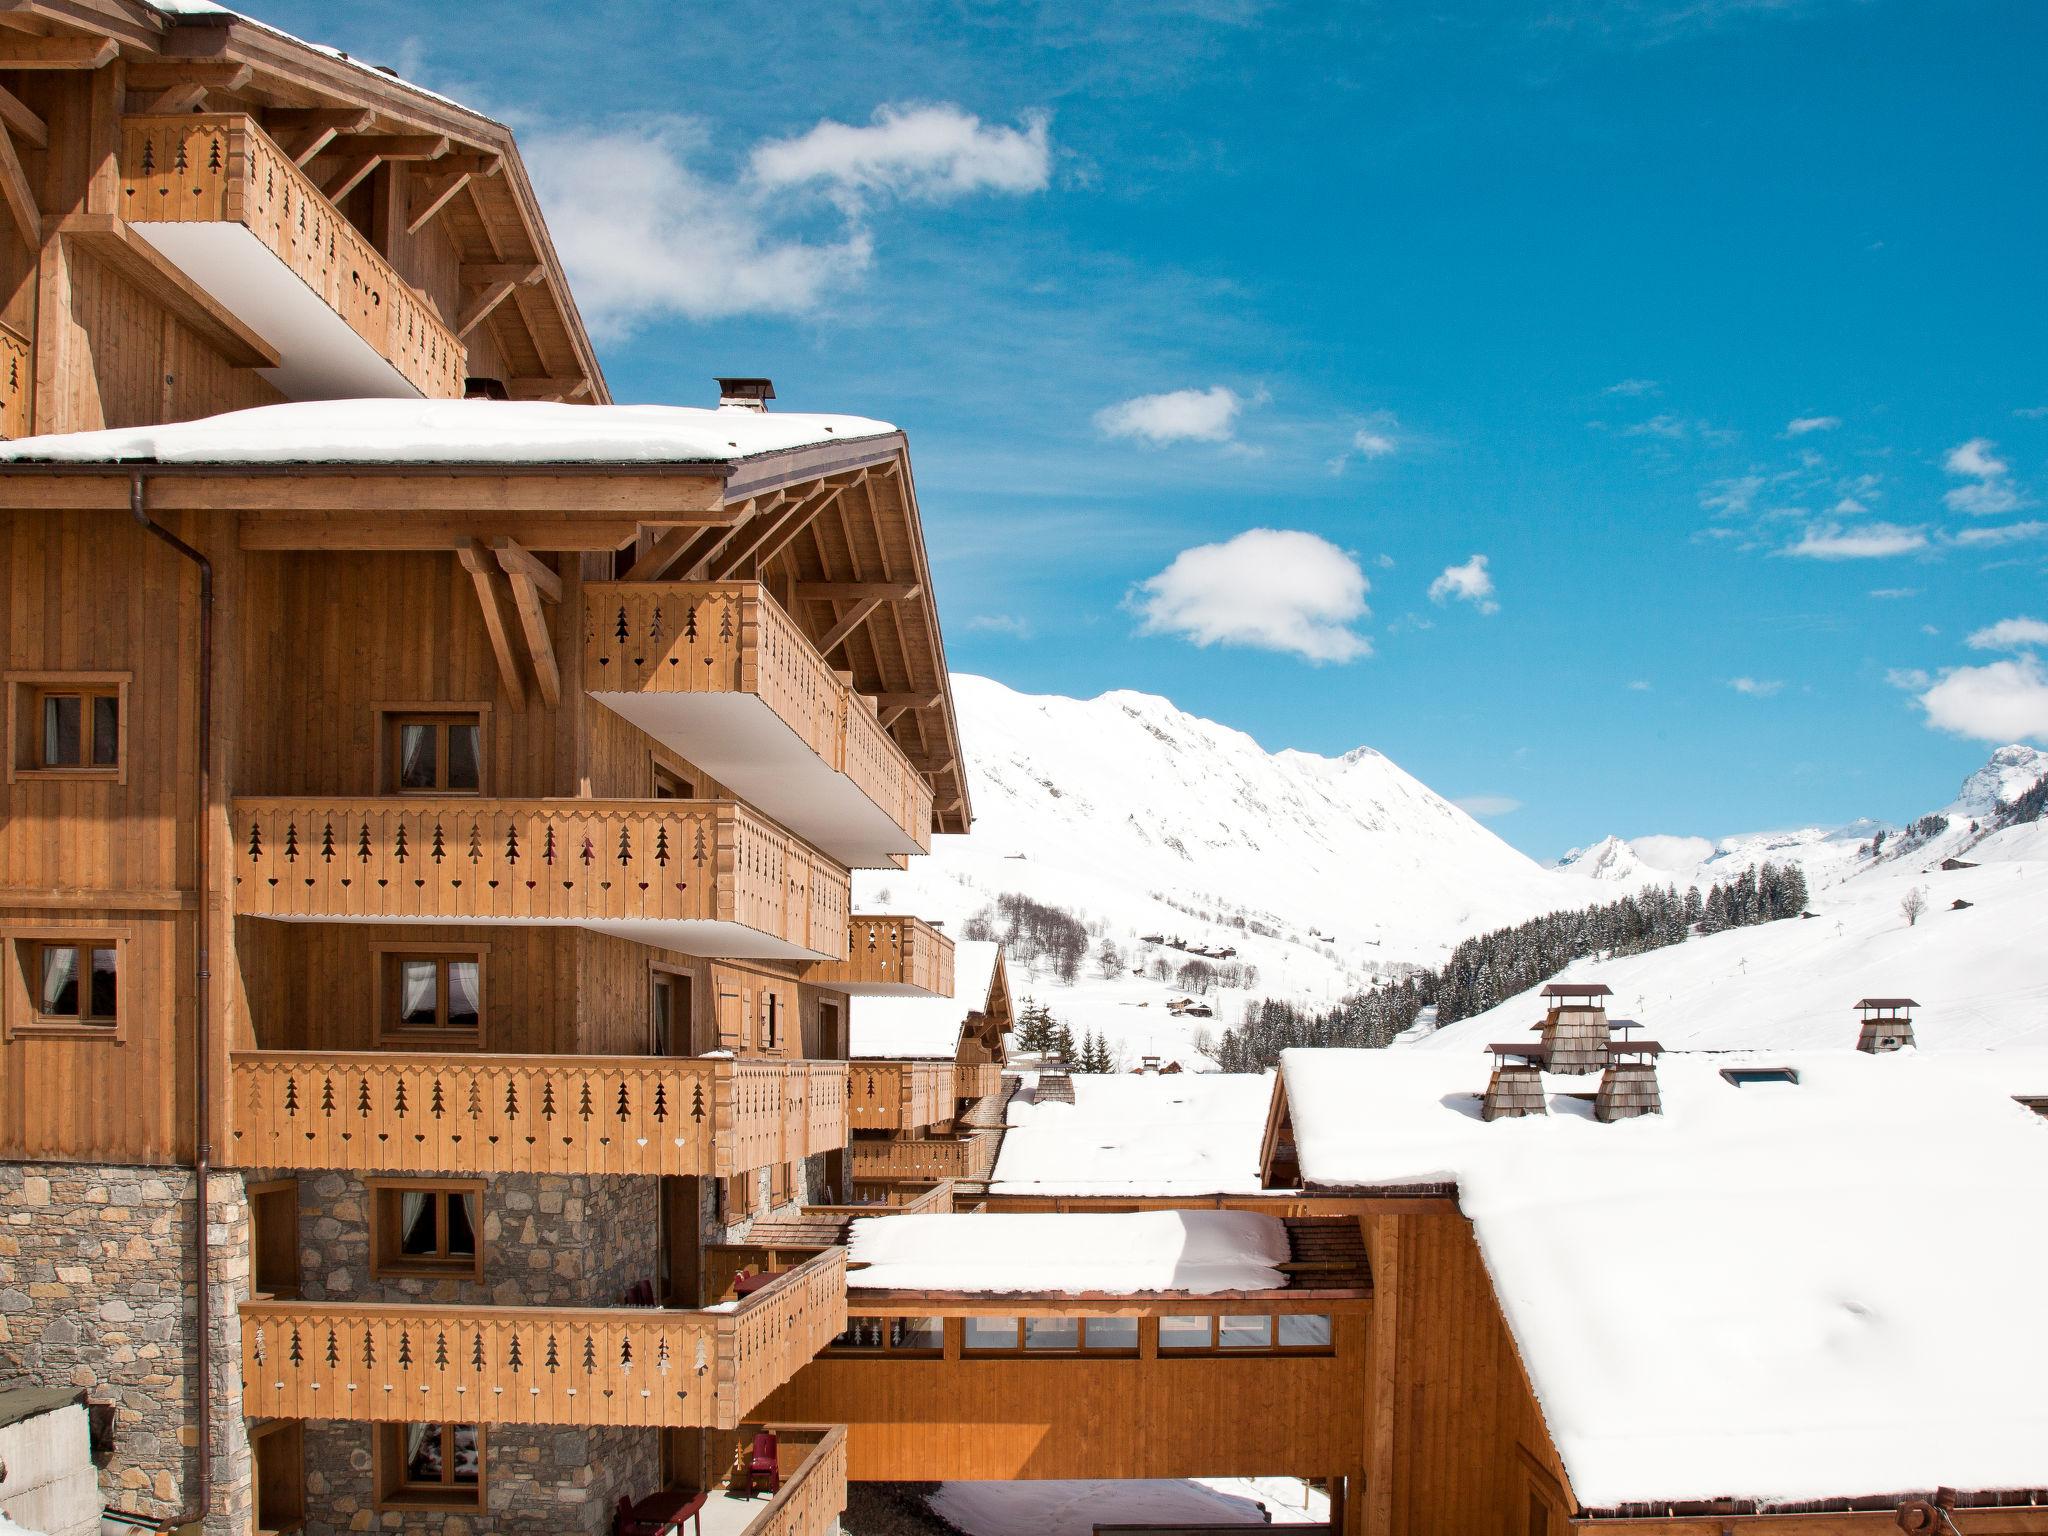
[300,1420,660,1536]
[0,1163,254,1535]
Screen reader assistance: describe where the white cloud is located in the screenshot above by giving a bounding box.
[1784,415,1841,436]
[1427,554,1499,614]
[1603,378,1660,397]
[1966,616,2048,652]
[1631,833,1715,870]
[526,105,1051,337]
[1701,475,1764,518]
[1626,679,1653,691]
[1453,795,1523,818]
[1945,438,2009,479]
[1885,667,1931,691]
[1352,428,1398,459]
[1783,521,1929,560]
[1622,413,1691,439]
[1914,655,2048,745]
[966,613,1034,639]
[751,105,1051,203]
[1729,676,1784,697]
[1129,529,1371,663]
[1096,386,1245,446]
[2017,405,2048,420]
[1951,520,2048,547]
[1868,587,1919,600]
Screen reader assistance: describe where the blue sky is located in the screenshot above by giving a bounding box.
[250,0,2047,857]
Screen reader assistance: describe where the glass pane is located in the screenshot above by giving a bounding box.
[1083,1316,1138,1350]
[42,694,81,767]
[444,962,481,1031]
[398,724,436,790]
[450,1424,479,1485]
[891,1316,944,1352]
[39,946,80,1016]
[446,724,481,792]
[1023,1316,1080,1351]
[88,947,118,1021]
[404,1423,439,1482]
[833,1317,886,1350]
[1219,1314,1274,1349]
[91,695,119,766]
[1278,1313,1332,1348]
[964,1316,1020,1351]
[445,1193,477,1258]
[398,1191,438,1255]
[1158,1315,1214,1351]
[398,960,439,1026]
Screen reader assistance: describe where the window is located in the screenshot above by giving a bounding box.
[249,1180,301,1301]
[1219,1314,1274,1350]
[1158,1315,1216,1351]
[382,710,484,794]
[7,672,128,782]
[250,1418,306,1534]
[652,763,694,800]
[375,1422,483,1510]
[1159,1313,1334,1355]
[6,934,126,1040]
[963,1316,1023,1351]
[1277,1313,1333,1349]
[1023,1316,1080,1351]
[377,949,483,1047]
[1721,1067,1800,1088]
[370,1180,483,1280]
[829,1316,943,1355]
[1081,1316,1139,1352]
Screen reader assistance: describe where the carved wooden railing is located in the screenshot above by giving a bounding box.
[806,914,954,996]
[239,1248,845,1430]
[846,1061,950,1133]
[229,797,849,959]
[227,1052,846,1179]
[954,1061,1002,1105]
[0,321,29,440]
[801,1178,957,1224]
[584,582,934,853]
[118,114,466,398]
[740,1425,847,1536]
[849,1137,972,1182]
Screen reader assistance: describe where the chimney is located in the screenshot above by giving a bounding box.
[1530,981,1613,1074]
[715,376,776,411]
[1853,997,1918,1053]
[463,375,509,400]
[1139,1054,1160,1075]
[1482,1042,1549,1121]
[1594,1039,1663,1122]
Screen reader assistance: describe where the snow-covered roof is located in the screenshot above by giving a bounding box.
[992,1072,1273,1196]
[847,1209,1290,1295]
[851,940,1003,1060]
[0,399,897,468]
[1278,1047,2048,1508]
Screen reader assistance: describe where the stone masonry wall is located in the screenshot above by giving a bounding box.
[0,1163,254,1535]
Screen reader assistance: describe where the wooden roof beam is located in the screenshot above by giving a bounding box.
[492,537,561,706]
[816,594,892,658]
[872,692,942,712]
[0,129,35,248]
[506,376,593,403]
[0,35,115,68]
[795,581,921,605]
[270,107,375,166]
[137,69,253,117]
[0,82,47,148]
[456,539,528,708]
[318,149,381,203]
[456,277,518,340]
[405,155,500,236]
[491,535,562,604]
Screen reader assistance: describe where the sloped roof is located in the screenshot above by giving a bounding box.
[846,1209,1290,1295]
[851,940,1004,1060]
[1277,1047,2048,1509]
[993,1071,1273,1196]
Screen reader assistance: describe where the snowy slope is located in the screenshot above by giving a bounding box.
[1415,818,2048,1054]
[859,674,1604,1048]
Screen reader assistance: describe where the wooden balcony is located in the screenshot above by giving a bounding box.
[805,915,954,997]
[227,1052,847,1179]
[849,1136,973,1184]
[954,1061,1002,1105]
[733,1425,847,1536]
[584,583,934,867]
[239,1249,845,1431]
[230,797,849,961]
[0,321,28,441]
[847,1061,951,1133]
[118,114,466,400]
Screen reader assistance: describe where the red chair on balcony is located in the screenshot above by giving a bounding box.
[735,1430,780,1498]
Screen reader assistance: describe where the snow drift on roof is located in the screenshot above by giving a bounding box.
[850,940,1002,1059]
[846,1209,1289,1295]
[0,399,897,468]
[992,1071,1273,1196]
[1279,1046,2048,1507]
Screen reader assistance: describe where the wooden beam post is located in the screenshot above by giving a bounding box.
[456,278,516,340]
[815,594,889,657]
[456,539,528,707]
[405,156,500,236]
[491,536,563,603]
[0,82,46,148]
[0,129,36,249]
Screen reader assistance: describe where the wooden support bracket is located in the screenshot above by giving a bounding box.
[0,37,116,69]
[815,594,890,657]
[456,539,529,707]
[0,129,35,249]
[0,83,46,148]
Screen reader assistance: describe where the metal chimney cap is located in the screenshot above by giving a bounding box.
[715,377,776,409]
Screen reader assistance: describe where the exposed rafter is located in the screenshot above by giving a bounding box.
[0,83,46,148]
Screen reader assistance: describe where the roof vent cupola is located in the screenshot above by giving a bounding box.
[1854,998,1917,1053]
[716,376,776,411]
[1594,1037,1664,1122]
[1482,1042,1549,1121]
[1532,982,1613,1075]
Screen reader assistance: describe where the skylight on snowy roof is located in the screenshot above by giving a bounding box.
[1721,1067,1801,1087]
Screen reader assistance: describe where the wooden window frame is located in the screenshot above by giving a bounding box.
[648,959,693,1057]
[1157,1311,1337,1358]
[4,928,129,1043]
[374,703,490,796]
[651,761,694,800]
[6,670,130,784]
[372,943,487,1049]
[248,1178,301,1302]
[373,1421,486,1512]
[961,1315,1025,1353]
[250,1417,307,1535]
[827,1315,946,1357]
[368,1177,485,1282]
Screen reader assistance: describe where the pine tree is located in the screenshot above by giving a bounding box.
[1051,1020,1077,1065]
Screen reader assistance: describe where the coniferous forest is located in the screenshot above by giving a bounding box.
[1213,862,1810,1072]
